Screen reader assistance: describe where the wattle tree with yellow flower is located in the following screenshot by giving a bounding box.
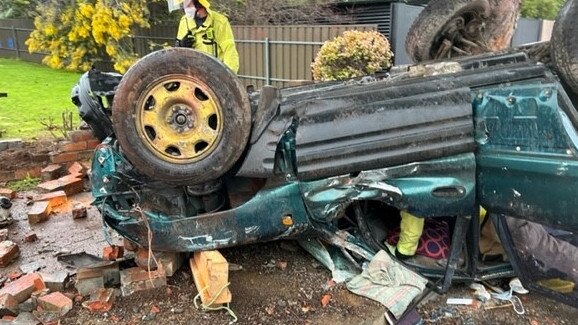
[25,0,150,73]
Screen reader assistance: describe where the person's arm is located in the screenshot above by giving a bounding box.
[214,17,239,73]
[176,16,194,47]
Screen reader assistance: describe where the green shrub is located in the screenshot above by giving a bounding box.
[311,30,393,81]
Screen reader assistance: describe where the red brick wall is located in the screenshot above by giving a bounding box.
[50,130,100,165]
[0,130,99,183]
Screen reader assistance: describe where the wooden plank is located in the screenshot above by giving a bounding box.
[190,251,232,306]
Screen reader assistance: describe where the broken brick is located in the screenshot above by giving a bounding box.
[60,141,87,153]
[0,273,45,303]
[37,175,84,196]
[0,293,18,317]
[123,238,139,252]
[67,161,88,177]
[34,191,67,208]
[75,264,119,296]
[30,288,50,303]
[14,167,42,180]
[0,189,15,200]
[41,165,64,182]
[120,267,167,296]
[27,201,51,224]
[37,292,73,316]
[0,241,19,267]
[24,233,38,243]
[72,205,87,219]
[68,130,95,142]
[102,245,123,261]
[13,312,40,324]
[18,298,37,313]
[1,315,15,321]
[134,249,183,276]
[82,288,115,313]
[86,139,101,149]
[75,275,104,297]
[7,272,22,281]
[39,271,69,292]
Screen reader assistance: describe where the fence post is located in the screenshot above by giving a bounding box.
[264,37,270,86]
[11,26,20,59]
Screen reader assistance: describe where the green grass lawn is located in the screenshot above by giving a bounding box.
[0,58,82,140]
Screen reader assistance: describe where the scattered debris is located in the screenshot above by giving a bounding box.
[37,292,73,316]
[446,298,474,305]
[75,263,120,296]
[19,261,44,274]
[134,249,184,277]
[122,238,139,252]
[120,267,167,297]
[71,204,87,219]
[275,260,288,271]
[0,196,13,227]
[0,293,19,317]
[0,189,16,200]
[34,191,67,208]
[57,252,104,268]
[39,271,70,292]
[82,288,115,312]
[27,201,50,224]
[0,273,45,303]
[23,233,38,243]
[41,165,64,182]
[321,294,331,308]
[102,245,124,261]
[0,240,20,267]
[469,282,491,302]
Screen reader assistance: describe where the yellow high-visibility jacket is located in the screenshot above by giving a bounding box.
[176,10,239,73]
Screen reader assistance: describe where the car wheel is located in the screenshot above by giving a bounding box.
[551,0,578,95]
[405,0,521,63]
[112,48,251,185]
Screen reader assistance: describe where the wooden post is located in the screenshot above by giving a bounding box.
[190,250,232,306]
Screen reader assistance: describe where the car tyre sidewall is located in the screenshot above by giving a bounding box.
[112,48,251,185]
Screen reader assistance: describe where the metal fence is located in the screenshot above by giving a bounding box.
[0,20,376,88]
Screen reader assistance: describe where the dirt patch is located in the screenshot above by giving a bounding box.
[60,241,384,325]
[0,140,54,171]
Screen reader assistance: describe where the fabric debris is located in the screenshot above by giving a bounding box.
[346,250,427,318]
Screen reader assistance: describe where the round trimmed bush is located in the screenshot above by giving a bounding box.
[311,30,393,81]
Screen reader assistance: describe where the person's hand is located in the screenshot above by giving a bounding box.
[178,31,194,48]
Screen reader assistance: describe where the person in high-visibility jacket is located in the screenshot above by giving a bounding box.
[175,0,239,73]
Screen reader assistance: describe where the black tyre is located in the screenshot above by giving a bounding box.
[405,0,521,63]
[112,48,251,185]
[551,0,578,95]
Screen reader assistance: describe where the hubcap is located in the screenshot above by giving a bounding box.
[135,75,223,163]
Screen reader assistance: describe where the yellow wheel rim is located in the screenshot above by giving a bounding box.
[135,75,223,164]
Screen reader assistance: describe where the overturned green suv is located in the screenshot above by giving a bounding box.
[72,0,578,309]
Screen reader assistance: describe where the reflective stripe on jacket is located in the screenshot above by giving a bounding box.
[177,10,239,73]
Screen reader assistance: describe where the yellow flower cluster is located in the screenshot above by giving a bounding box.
[311,30,393,81]
[25,0,150,73]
